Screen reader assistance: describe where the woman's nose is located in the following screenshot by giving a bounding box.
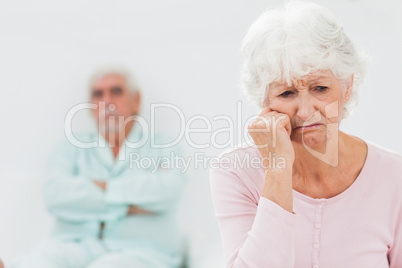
[296,94,316,121]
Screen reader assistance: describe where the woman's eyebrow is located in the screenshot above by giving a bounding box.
[306,77,331,85]
[270,83,289,93]
[309,73,332,81]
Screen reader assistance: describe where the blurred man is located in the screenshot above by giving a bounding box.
[13,66,186,268]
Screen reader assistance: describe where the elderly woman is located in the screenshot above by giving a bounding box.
[210,2,402,268]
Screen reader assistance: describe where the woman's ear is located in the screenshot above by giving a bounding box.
[344,74,354,103]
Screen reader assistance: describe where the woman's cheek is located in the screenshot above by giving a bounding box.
[266,96,282,109]
[269,100,294,115]
[322,103,342,124]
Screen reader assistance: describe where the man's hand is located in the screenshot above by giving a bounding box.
[93,180,107,191]
[127,205,153,216]
[0,259,4,268]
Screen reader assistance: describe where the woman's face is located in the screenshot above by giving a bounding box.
[266,70,353,146]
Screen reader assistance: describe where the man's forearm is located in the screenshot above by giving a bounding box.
[93,180,152,215]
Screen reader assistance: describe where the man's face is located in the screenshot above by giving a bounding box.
[90,74,140,134]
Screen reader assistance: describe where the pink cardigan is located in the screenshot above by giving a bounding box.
[210,141,402,268]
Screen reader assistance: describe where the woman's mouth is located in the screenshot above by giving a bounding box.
[294,123,323,131]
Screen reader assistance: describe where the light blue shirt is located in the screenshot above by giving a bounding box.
[43,126,187,267]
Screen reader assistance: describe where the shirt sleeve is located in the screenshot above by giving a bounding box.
[104,148,187,213]
[43,140,128,223]
[210,165,297,268]
[388,205,402,267]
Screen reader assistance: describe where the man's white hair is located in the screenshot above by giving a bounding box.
[89,65,140,94]
[241,1,371,118]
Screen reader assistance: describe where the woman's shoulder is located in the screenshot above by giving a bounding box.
[366,140,402,165]
[210,141,265,185]
[210,142,264,204]
[215,141,266,173]
[363,140,402,184]
[217,141,261,160]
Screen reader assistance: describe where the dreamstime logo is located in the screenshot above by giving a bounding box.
[64,101,339,167]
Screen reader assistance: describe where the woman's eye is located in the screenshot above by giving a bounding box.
[315,86,328,92]
[279,91,294,97]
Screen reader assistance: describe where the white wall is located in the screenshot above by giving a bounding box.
[0,0,401,266]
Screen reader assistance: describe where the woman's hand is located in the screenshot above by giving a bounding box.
[248,107,294,213]
[248,107,294,169]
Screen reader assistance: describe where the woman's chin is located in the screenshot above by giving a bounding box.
[291,131,328,148]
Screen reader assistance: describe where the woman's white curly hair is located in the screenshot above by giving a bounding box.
[241,1,371,118]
